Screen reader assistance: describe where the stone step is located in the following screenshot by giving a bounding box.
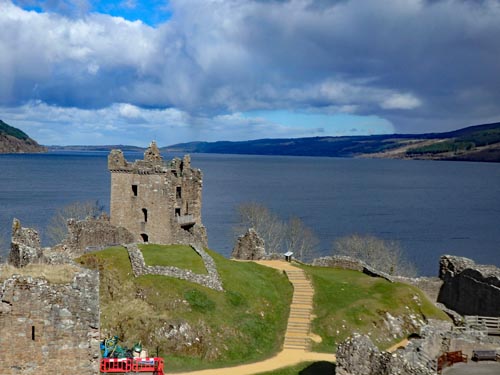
[284,338,309,344]
[284,339,311,349]
[290,310,311,315]
[288,316,311,324]
[288,314,310,319]
[282,266,315,352]
[290,307,312,314]
[293,301,313,305]
[287,328,310,334]
[287,325,310,331]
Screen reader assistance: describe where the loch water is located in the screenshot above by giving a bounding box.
[1,151,499,276]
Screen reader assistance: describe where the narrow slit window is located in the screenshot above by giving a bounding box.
[142,208,148,222]
[32,326,35,341]
[132,185,138,196]
[176,186,182,199]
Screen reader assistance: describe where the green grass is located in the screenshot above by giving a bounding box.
[301,266,450,352]
[139,243,208,274]
[77,246,449,372]
[78,246,293,372]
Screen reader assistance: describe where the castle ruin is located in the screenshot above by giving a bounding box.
[108,142,207,246]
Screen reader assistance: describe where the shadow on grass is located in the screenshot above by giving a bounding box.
[299,361,336,375]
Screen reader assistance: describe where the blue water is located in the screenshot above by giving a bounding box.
[1,151,499,276]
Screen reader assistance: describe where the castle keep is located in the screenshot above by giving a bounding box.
[108,142,207,246]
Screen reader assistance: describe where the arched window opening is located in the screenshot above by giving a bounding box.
[142,208,148,222]
[141,233,149,243]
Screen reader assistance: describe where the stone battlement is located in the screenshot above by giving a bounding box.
[108,141,194,175]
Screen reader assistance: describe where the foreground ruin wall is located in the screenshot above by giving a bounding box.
[438,255,500,317]
[0,268,100,375]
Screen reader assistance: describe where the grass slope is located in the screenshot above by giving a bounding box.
[302,266,449,352]
[78,246,293,372]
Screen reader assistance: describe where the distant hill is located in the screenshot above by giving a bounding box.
[0,120,47,153]
[48,144,145,152]
[164,122,500,162]
[45,121,500,162]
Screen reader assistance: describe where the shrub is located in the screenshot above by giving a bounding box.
[184,289,215,312]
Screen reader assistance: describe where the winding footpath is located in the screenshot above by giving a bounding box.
[168,260,336,375]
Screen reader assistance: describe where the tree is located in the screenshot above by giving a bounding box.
[236,203,284,254]
[235,203,318,261]
[332,234,417,277]
[47,200,105,245]
[284,216,319,262]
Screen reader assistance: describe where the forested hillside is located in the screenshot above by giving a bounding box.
[0,120,46,153]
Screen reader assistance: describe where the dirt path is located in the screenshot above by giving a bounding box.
[168,260,336,375]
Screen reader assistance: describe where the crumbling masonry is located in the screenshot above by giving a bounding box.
[108,142,207,246]
[1,222,100,375]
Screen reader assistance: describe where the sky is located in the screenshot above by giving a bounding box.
[1,0,500,146]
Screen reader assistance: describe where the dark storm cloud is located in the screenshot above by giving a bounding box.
[2,0,500,134]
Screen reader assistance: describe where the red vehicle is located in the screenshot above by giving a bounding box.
[100,357,164,375]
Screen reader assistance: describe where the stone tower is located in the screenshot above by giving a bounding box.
[108,142,207,246]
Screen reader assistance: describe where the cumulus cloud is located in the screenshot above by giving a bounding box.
[2,0,500,143]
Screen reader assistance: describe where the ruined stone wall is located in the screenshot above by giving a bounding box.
[437,255,500,317]
[312,255,394,282]
[108,143,206,247]
[313,255,365,271]
[8,218,43,268]
[125,243,223,291]
[64,215,134,256]
[231,228,266,260]
[0,268,100,375]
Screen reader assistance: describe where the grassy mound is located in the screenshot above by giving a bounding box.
[78,245,293,372]
[139,244,208,274]
[302,266,450,352]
